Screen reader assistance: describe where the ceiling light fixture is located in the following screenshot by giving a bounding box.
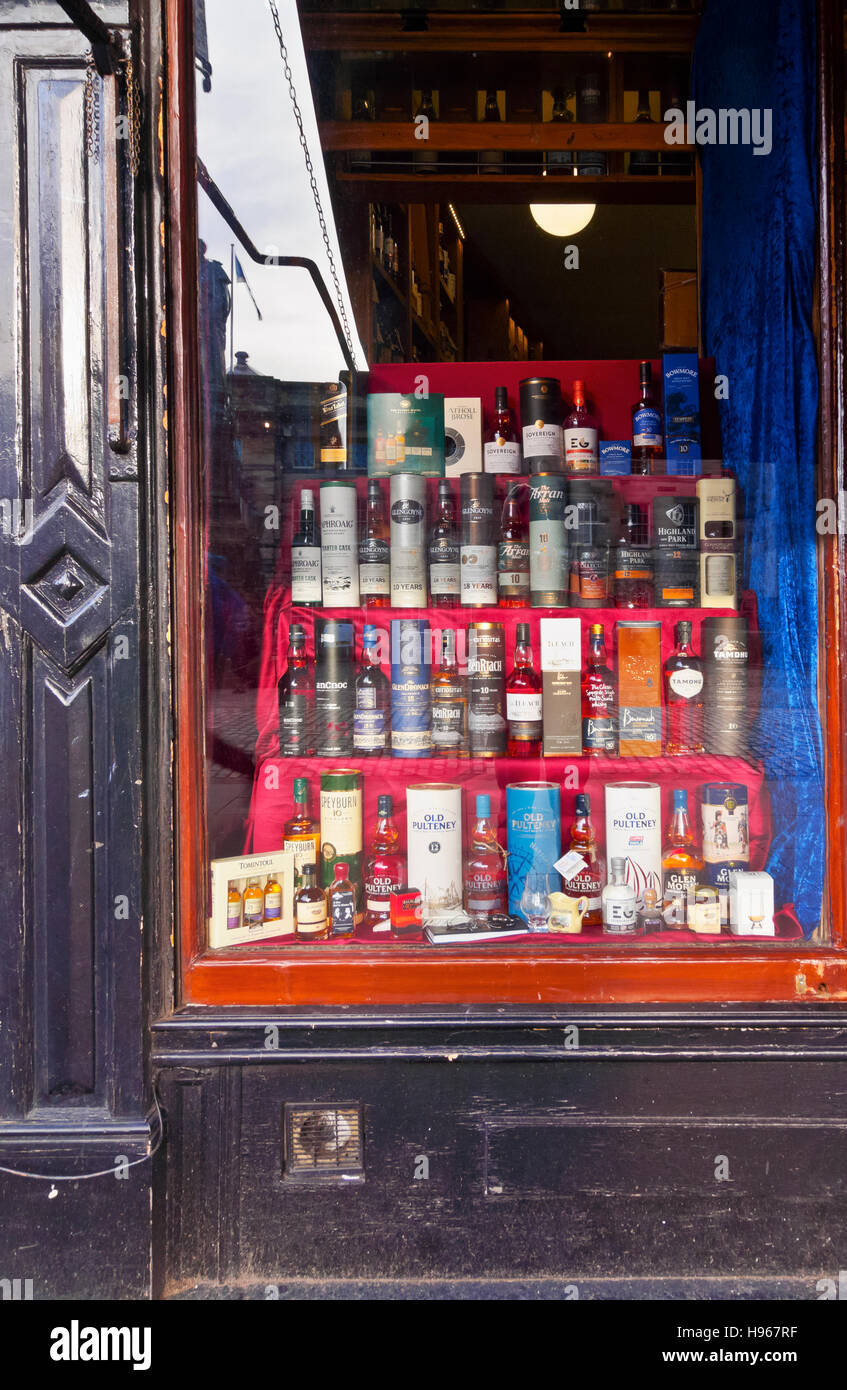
[530,203,596,237]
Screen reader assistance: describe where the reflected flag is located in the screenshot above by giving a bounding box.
[234,255,262,320]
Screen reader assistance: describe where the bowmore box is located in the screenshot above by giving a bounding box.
[662,352,701,476]
[599,441,632,476]
[367,392,445,476]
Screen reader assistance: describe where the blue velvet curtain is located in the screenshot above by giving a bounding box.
[693,0,824,933]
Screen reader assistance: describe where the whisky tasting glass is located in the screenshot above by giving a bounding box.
[521,872,554,933]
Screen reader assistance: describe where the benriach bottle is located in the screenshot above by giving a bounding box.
[430,628,468,755]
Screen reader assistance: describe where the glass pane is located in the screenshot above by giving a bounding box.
[193,0,827,966]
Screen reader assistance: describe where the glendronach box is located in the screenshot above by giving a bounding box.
[599,441,632,476]
[209,849,295,949]
[539,617,582,756]
[444,398,483,476]
[367,392,446,477]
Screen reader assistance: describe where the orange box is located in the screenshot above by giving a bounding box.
[617,621,663,758]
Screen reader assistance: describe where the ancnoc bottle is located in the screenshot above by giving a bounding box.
[314,620,355,756]
[354,624,390,756]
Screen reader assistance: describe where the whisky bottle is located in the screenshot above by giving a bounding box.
[661,788,703,926]
[295,862,328,940]
[430,628,468,755]
[581,623,617,754]
[428,478,461,608]
[283,777,320,891]
[637,888,665,934]
[463,794,507,916]
[631,361,663,475]
[560,792,603,926]
[663,619,705,754]
[354,624,390,756]
[506,622,542,757]
[484,387,522,475]
[328,862,357,939]
[601,857,638,934]
[576,72,606,177]
[277,623,315,757]
[290,489,321,606]
[243,878,264,929]
[359,478,390,608]
[263,873,282,923]
[363,795,405,933]
[613,503,653,608]
[226,884,242,931]
[497,482,530,607]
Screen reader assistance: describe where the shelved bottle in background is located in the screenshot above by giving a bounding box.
[562,380,599,475]
[464,794,507,916]
[290,488,321,607]
[663,620,705,754]
[506,622,543,757]
[354,624,390,756]
[581,622,617,754]
[629,88,659,176]
[545,86,574,174]
[283,777,321,891]
[460,473,497,608]
[413,88,438,174]
[601,857,638,935]
[560,792,603,926]
[428,478,461,608]
[314,619,355,756]
[277,623,315,757]
[359,478,390,608]
[478,89,504,175]
[363,794,405,933]
[661,70,693,176]
[498,482,530,607]
[576,72,607,177]
[631,361,663,475]
[430,628,468,756]
[295,863,328,940]
[614,502,653,608]
[328,862,357,938]
[390,474,428,608]
[662,788,703,926]
[484,387,522,475]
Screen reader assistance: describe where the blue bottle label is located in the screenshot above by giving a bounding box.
[633,407,662,449]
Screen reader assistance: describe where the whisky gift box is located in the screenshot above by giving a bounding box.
[652,496,699,606]
[506,781,561,919]
[406,783,463,917]
[209,849,295,949]
[662,352,701,476]
[539,618,582,756]
[444,398,483,476]
[617,620,662,757]
[729,870,775,937]
[599,441,632,476]
[367,392,446,476]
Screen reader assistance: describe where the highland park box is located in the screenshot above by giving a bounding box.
[540,618,582,756]
[367,392,445,477]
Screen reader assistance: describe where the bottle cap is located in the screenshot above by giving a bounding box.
[293,777,308,802]
[363,624,379,646]
[639,360,652,384]
[495,386,509,411]
[516,622,531,644]
[476,794,491,817]
[300,489,314,508]
[300,862,316,884]
[673,789,688,811]
[320,620,354,648]
[334,862,349,880]
[574,793,590,815]
[611,856,626,875]
[677,620,693,643]
[368,477,382,493]
[643,888,658,908]
[589,623,604,638]
[377,794,393,816]
[572,379,585,401]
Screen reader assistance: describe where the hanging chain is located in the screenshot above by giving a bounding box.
[83,55,100,163]
[121,52,142,179]
[266,0,355,362]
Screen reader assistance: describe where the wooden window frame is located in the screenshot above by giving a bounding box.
[165,0,847,1009]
